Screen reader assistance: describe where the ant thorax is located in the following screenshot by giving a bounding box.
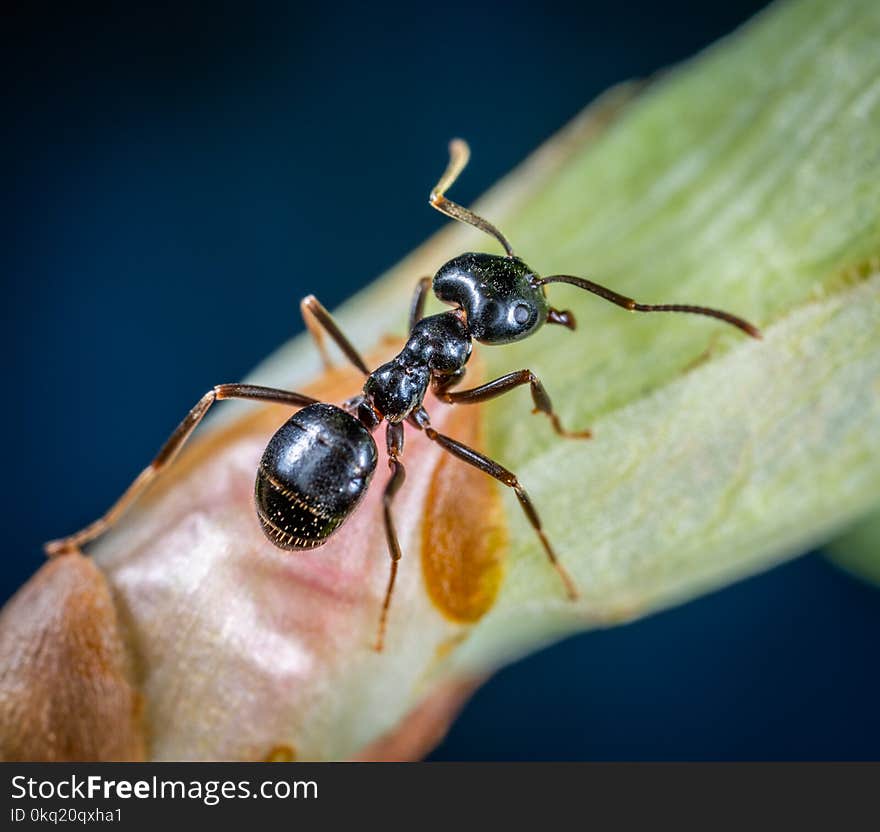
[362,311,472,422]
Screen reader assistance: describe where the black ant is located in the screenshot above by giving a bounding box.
[45,140,761,651]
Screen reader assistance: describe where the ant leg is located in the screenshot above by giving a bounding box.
[44,384,318,557]
[420,419,579,601]
[431,368,467,398]
[300,295,370,375]
[301,296,333,370]
[375,421,406,652]
[409,277,432,331]
[436,370,591,439]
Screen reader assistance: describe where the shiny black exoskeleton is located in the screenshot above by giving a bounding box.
[46,139,760,651]
[256,252,544,548]
[433,253,549,344]
[250,138,758,650]
[255,403,378,549]
[362,310,470,422]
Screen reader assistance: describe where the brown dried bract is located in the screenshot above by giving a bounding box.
[0,552,146,761]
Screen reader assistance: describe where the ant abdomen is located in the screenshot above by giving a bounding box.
[255,403,378,550]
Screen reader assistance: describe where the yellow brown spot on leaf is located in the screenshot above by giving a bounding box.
[421,405,506,623]
[264,744,297,762]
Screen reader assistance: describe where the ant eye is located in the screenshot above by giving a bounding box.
[513,303,531,325]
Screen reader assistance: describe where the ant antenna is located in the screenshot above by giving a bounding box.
[430,139,517,257]
[539,275,762,339]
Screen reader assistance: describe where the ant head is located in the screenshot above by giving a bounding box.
[428,142,759,346]
[433,253,549,344]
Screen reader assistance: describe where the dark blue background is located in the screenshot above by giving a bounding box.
[4,1,878,760]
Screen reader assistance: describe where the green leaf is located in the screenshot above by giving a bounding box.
[254,0,880,676]
[826,511,880,587]
[16,0,875,760]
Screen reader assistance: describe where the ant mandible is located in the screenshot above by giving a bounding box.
[45,139,761,651]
